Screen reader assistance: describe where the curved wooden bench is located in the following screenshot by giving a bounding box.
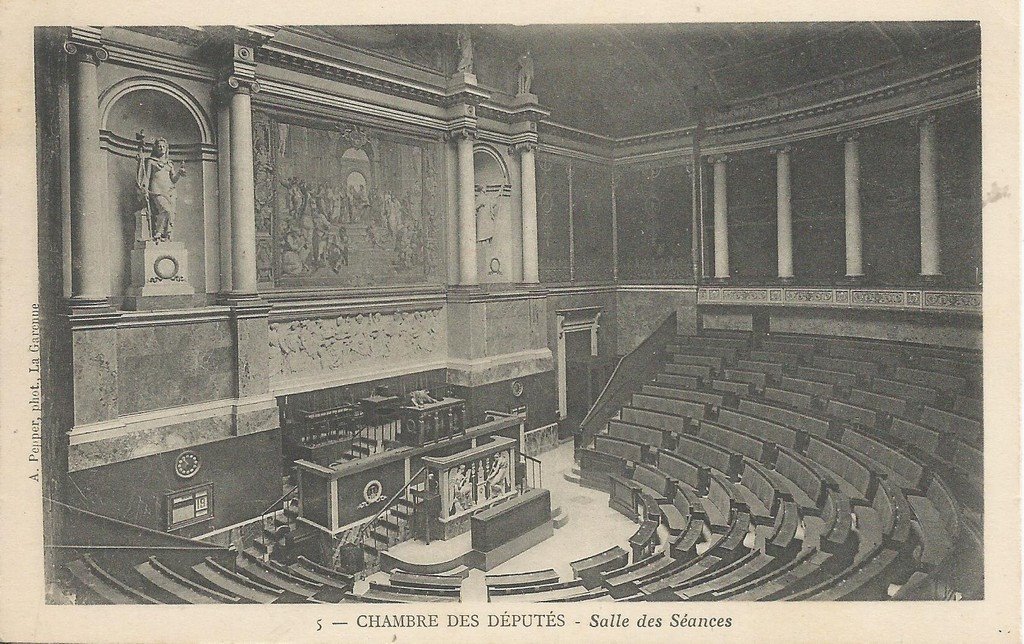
[570,546,629,589]
[485,568,559,590]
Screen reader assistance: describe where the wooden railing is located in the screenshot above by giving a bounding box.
[576,312,677,454]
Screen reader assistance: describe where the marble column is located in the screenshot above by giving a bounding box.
[711,155,730,280]
[918,114,942,280]
[455,129,478,285]
[64,38,110,309]
[841,133,864,279]
[517,142,539,283]
[774,145,794,280]
[225,78,259,298]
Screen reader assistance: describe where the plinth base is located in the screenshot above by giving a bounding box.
[129,240,194,300]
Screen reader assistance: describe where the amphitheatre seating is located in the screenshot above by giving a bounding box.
[735,359,785,379]
[837,427,928,491]
[826,399,878,430]
[575,330,981,602]
[630,393,706,422]
[777,375,834,399]
[871,377,938,407]
[713,548,832,600]
[607,419,666,449]
[389,570,463,591]
[193,557,287,603]
[655,373,701,389]
[763,387,816,412]
[722,368,768,391]
[919,406,982,445]
[136,557,241,604]
[797,365,858,389]
[805,436,878,504]
[891,366,966,394]
[571,546,630,589]
[750,350,804,368]
[620,407,689,434]
[850,388,909,419]
[954,394,983,420]
[664,362,713,381]
[641,384,725,411]
[712,378,753,396]
[485,569,560,591]
[65,555,163,604]
[362,581,459,602]
[288,557,354,595]
[697,421,767,463]
[737,399,829,440]
[717,408,800,449]
[487,579,598,602]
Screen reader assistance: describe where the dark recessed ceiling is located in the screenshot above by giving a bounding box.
[474,22,979,137]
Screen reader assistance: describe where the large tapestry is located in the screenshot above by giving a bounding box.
[253,112,446,288]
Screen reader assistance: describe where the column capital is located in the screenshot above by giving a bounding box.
[448,127,477,142]
[706,154,728,165]
[510,141,538,155]
[911,112,939,128]
[63,27,108,65]
[216,75,261,97]
[770,144,793,156]
[837,131,861,143]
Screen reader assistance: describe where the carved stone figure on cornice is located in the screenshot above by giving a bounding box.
[516,51,535,96]
[135,133,186,242]
[456,28,474,75]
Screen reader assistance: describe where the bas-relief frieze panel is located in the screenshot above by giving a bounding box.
[268,309,446,379]
[253,111,446,289]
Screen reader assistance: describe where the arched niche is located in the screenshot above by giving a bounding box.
[473,145,517,283]
[98,78,213,300]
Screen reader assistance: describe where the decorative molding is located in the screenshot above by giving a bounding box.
[698,286,981,315]
[447,349,554,387]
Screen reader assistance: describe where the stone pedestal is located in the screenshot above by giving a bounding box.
[126,240,195,309]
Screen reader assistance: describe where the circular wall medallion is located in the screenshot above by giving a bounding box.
[363,479,383,504]
[511,380,524,398]
[174,450,201,479]
[153,255,180,280]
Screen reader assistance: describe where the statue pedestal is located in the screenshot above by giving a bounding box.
[448,71,478,88]
[125,240,195,310]
[513,92,538,106]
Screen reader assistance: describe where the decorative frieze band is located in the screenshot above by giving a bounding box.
[698,286,981,314]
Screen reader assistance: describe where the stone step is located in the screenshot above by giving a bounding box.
[562,468,582,485]
[552,506,570,530]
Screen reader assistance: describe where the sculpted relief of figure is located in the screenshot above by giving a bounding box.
[134,134,186,242]
[516,50,534,95]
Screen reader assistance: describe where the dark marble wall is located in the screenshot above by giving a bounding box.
[861,119,921,283]
[790,135,846,281]
[725,151,776,280]
[536,155,572,282]
[937,101,983,286]
[116,320,235,415]
[67,429,282,539]
[572,160,614,282]
[451,370,558,431]
[616,163,694,282]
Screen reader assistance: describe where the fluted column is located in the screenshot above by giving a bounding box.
[841,133,864,279]
[455,129,478,285]
[64,34,110,309]
[918,114,942,280]
[516,142,539,283]
[225,78,259,298]
[710,155,730,280]
[773,145,794,280]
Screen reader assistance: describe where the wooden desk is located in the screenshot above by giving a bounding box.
[398,398,466,446]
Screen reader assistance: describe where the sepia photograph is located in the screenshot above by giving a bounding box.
[1,2,1020,642]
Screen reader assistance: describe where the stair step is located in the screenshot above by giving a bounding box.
[563,469,582,485]
[552,507,570,530]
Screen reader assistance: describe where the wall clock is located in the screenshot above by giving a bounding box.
[511,380,524,397]
[174,450,201,479]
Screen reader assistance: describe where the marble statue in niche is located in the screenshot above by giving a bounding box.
[516,51,534,96]
[124,131,194,302]
[134,134,186,242]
